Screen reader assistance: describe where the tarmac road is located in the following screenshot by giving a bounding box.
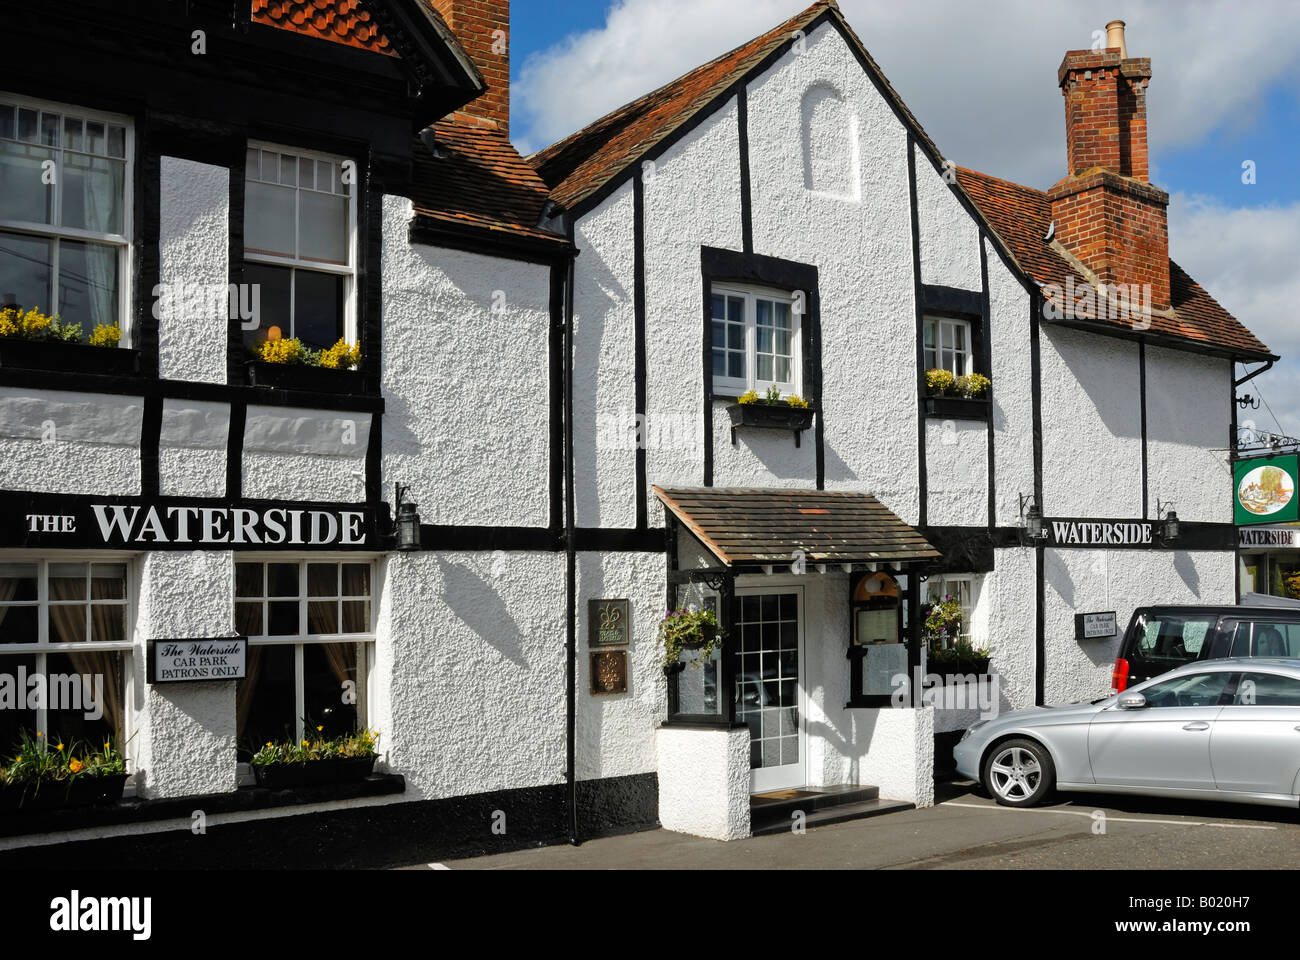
[408,781,1300,870]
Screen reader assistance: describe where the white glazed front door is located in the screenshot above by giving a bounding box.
[734,586,806,793]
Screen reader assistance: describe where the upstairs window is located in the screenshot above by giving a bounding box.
[0,96,131,342]
[923,316,972,377]
[711,284,801,397]
[242,143,356,357]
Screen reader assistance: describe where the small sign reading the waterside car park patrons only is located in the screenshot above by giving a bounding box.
[1074,612,1117,640]
[148,638,248,683]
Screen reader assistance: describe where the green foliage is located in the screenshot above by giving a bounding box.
[925,368,956,396]
[955,373,991,399]
[922,596,963,647]
[738,387,809,407]
[927,638,991,674]
[250,728,379,766]
[657,607,723,668]
[0,729,128,794]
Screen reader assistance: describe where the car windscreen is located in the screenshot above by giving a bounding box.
[1131,615,1214,669]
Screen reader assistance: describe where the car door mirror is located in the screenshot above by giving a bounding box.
[1117,692,1147,710]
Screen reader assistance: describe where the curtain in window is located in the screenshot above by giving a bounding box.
[82,240,116,329]
[59,647,123,740]
[235,645,265,737]
[0,577,15,630]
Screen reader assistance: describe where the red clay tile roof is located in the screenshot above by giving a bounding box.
[410,117,569,247]
[252,0,399,56]
[956,166,1272,358]
[531,1,939,213]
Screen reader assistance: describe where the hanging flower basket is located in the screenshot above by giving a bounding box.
[658,607,723,668]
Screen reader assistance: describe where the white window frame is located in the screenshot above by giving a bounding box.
[923,315,973,377]
[711,283,802,397]
[924,573,977,644]
[0,552,136,747]
[233,555,376,745]
[243,140,358,347]
[0,94,134,345]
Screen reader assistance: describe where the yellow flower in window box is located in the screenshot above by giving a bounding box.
[785,395,810,409]
[737,390,760,405]
[319,338,362,370]
[88,323,122,348]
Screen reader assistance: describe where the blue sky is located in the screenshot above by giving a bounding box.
[508,0,1300,438]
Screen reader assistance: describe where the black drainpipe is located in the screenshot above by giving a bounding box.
[563,219,579,846]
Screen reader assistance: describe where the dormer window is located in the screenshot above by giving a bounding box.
[242,143,356,357]
[923,315,972,377]
[711,284,801,397]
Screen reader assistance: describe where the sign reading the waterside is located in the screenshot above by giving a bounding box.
[3,495,380,550]
[1075,611,1117,640]
[1046,520,1153,546]
[1234,455,1300,526]
[148,638,248,683]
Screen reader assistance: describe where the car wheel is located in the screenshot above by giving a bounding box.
[982,738,1054,807]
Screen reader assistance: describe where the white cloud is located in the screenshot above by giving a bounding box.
[514,0,793,155]
[515,0,1300,188]
[512,0,1300,437]
[1168,193,1300,438]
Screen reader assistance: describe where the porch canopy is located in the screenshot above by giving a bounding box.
[653,486,940,570]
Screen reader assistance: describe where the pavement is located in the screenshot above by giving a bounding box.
[402,781,1300,870]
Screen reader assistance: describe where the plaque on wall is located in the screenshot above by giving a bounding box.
[148,637,248,683]
[590,651,628,695]
[1074,612,1117,640]
[588,598,631,647]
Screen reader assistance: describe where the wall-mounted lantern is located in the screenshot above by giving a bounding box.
[394,483,422,552]
[1019,493,1047,545]
[1157,499,1179,543]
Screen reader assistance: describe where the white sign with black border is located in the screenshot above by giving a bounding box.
[1074,612,1117,640]
[148,638,248,683]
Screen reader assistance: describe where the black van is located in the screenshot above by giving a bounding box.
[1111,604,1300,692]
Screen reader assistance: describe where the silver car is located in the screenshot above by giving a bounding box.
[954,658,1300,808]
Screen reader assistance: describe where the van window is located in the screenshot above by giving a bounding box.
[1134,615,1214,667]
[1227,621,1300,658]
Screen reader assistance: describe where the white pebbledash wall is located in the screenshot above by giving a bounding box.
[0,12,1245,847]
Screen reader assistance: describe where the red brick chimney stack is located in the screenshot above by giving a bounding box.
[432,0,510,135]
[1048,20,1170,311]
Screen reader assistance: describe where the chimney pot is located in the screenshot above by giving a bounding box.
[1106,19,1127,58]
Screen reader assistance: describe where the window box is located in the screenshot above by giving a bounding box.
[924,396,990,421]
[245,359,364,393]
[0,337,140,376]
[726,401,814,440]
[925,657,990,680]
[250,755,375,789]
[0,773,127,814]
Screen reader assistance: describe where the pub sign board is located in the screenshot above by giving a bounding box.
[1234,456,1300,526]
[1044,519,1153,547]
[2,492,384,550]
[1074,612,1117,640]
[148,638,248,683]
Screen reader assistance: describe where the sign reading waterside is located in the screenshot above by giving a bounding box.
[1046,520,1153,546]
[4,494,379,550]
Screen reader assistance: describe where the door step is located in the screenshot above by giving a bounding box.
[750,785,913,836]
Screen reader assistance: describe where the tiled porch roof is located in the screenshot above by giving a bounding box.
[655,486,939,567]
